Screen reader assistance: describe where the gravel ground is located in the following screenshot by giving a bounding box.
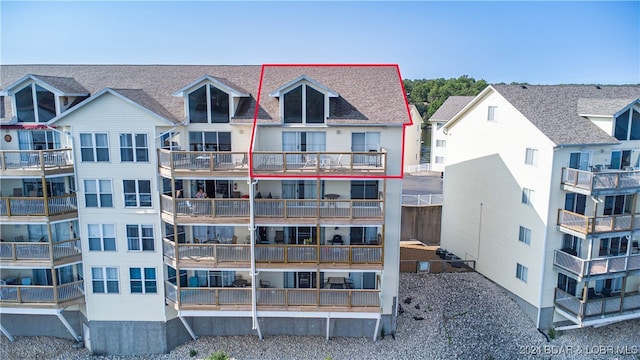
[2,272,639,360]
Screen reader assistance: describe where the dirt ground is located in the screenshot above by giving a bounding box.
[399,241,471,273]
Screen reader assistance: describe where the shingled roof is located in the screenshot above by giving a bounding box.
[1,65,410,126]
[429,96,474,122]
[491,85,640,145]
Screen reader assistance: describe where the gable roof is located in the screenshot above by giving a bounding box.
[172,75,251,97]
[1,74,89,96]
[576,98,638,117]
[1,65,410,126]
[429,96,474,122]
[268,75,340,98]
[446,85,640,146]
[48,88,180,125]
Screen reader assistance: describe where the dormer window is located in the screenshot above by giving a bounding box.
[614,107,640,141]
[15,84,56,123]
[188,84,229,123]
[284,85,325,124]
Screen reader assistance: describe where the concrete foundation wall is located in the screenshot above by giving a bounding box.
[165,317,194,352]
[401,205,441,245]
[0,312,83,340]
[88,321,167,355]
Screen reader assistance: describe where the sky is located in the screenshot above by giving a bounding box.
[1,1,638,84]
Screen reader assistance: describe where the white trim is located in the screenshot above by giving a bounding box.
[268,75,339,98]
[173,75,250,97]
[2,74,89,97]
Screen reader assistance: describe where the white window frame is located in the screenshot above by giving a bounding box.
[119,133,149,162]
[522,188,534,205]
[12,83,58,123]
[187,84,231,124]
[435,139,446,148]
[123,179,152,208]
[518,226,531,245]
[87,224,116,251]
[435,156,445,164]
[84,179,113,208]
[126,224,154,251]
[91,266,119,294]
[282,83,326,124]
[129,267,157,294]
[516,263,528,283]
[525,148,538,166]
[80,133,109,162]
[487,106,497,121]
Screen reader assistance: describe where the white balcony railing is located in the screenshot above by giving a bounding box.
[554,250,640,278]
[561,167,640,193]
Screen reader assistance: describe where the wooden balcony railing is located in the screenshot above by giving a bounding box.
[0,280,84,305]
[0,149,74,173]
[0,238,82,262]
[555,288,640,322]
[0,194,78,218]
[553,249,640,278]
[157,149,249,173]
[254,199,384,219]
[255,244,383,264]
[561,167,640,194]
[163,239,250,263]
[164,281,380,309]
[252,151,386,175]
[557,209,639,235]
[160,195,250,218]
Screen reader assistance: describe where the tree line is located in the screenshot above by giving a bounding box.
[403,75,488,120]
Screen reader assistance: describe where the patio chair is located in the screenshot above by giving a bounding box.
[259,279,271,288]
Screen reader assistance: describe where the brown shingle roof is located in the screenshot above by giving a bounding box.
[1,65,410,126]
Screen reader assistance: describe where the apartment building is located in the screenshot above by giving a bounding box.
[0,65,410,354]
[440,85,640,329]
[428,96,473,173]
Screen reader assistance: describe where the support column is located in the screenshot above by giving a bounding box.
[179,316,197,340]
[0,324,14,342]
[56,311,81,341]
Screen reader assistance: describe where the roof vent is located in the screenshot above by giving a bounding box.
[520,85,527,89]
[595,85,601,89]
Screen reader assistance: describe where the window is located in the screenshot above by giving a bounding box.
[188,131,231,152]
[84,179,113,207]
[435,156,445,164]
[522,188,534,205]
[88,224,116,251]
[18,130,60,151]
[120,133,149,162]
[92,267,119,293]
[436,140,446,148]
[130,268,157,294]
[123,180,152,207]
[518,226,531,245]
[603,194,633,215]
[14,84,57,123]
[126,224,154,251]
[283,84,325,124]
[613,108,640,141]
[487,106,497,121]
[80,133,109,162]
[516,263,528,283]
[525,148,538,166]
[436,123,444,130]
[188,84,229,123]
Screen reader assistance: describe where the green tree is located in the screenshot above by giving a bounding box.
[403,75,488,119]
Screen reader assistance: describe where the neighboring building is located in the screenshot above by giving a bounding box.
[428,96,474,173]
[440,85,640,330]
[403,105,423,171]
[0,65,410,354]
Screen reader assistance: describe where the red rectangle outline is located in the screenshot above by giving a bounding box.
[249,64,413,180]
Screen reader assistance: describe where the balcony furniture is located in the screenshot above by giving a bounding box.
[324,193,339,207]
[561,247,578,256]
[232,279,248,287]
[14,236,24,242]
[274,231,284,244]
[330,234,343,245]
[4,277,17,285]
[259,279,271,288]
[21,277,32,285]
[188,277,198,288]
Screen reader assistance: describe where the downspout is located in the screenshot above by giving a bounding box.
[248,178,262,340]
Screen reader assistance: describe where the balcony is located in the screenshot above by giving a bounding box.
[165,281,380,311]
[0,194,78,222]
[254,199,384,224]
[255,244,383,267]
[163,239,250,268]
[160,195,250,224]
[556,209,639,237]
[0,280,85,308]
[0,149,74,176]
[553,249,640,280]
[252,151,386,176]
[157,149,249,178]
[554,288,640,324]
[561,167,640,195]
[0,238,82,267]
